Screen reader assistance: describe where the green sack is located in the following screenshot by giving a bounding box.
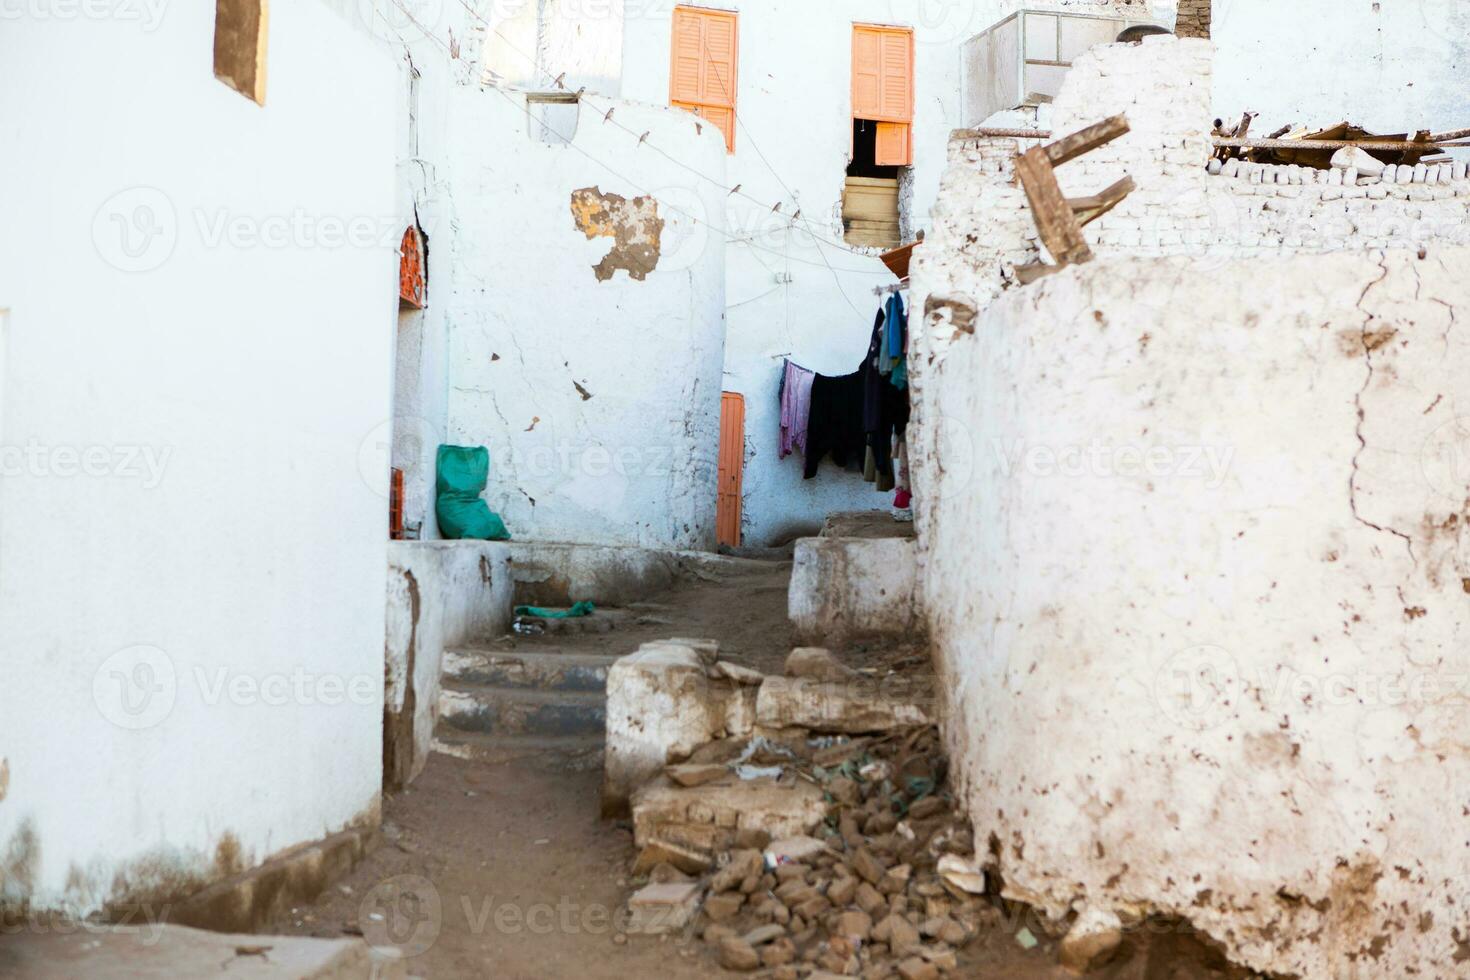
[435,444,511,541]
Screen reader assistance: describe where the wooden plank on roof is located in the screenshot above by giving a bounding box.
[1042,115,1130,167]
[1015,146,1091,266]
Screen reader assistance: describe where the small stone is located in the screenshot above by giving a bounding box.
[711,849,764,893]
[784,647,856,681]
[879,864,913,896]
[647,863,691,884]
[665,763,730,788]
[703,923,737,946]
[908,797,946,820]
[875,913,921,954]
[762,937,798,967]
[626,882,702,935]
[920,945,959,970]
[1059,907,1124,974]
[833,910,873,941]
[829,777,861,806]
[704,892,745,922]
[855,882,886,915]
[774,863,809,883]
[828,874,858,907]
[772,965,800,980]
[897,956,939,980]
[852,848,886,885]
[735,827,772,850]
[938,918,967,945]
[794,895,831,921]
[632,840,713,876]
[612,933,627,945]
[719,936,761,972]
[743,923,787,946]
[766,836,827,866]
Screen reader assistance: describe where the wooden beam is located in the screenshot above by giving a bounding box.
[1211,136,1470,151]
[1014,262,1063,285]
[1043,115,1131,167]
[1068,176,1135,228]
[1014,146,1092,266]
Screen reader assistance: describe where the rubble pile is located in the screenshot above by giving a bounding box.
[620,647,996,979]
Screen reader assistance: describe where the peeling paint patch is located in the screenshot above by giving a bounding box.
[569,186,664,282]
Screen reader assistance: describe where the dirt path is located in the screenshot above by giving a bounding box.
[269,557,1246,980]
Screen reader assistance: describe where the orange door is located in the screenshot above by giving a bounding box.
[716,392,745,547]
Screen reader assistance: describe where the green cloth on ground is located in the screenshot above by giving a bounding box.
[435,444,511,541]
[514,601,596,619]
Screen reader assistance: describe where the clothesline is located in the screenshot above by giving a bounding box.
[779,292,914,509]
[872,280,909,296]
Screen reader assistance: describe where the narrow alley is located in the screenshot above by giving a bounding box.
[5,2,1470,979]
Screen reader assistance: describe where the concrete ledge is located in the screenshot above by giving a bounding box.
[0,922,404,979]
[385,541,514,790]
[162,828,373,936]
[507,541,780,607]
[788,537,922,646]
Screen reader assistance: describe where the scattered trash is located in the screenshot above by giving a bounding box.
[1015,927,1038,950]
[734,764,785,781]
[512,618,545,635]
[514,600,595,619]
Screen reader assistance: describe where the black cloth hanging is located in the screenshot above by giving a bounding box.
[802,370,866,479]
[861,309,909,489]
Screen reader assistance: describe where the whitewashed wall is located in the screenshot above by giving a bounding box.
[0,4,397,915]
[613,0,986,544]
[911,36,1470,979]
[442,90,728,550]
[1212,0,1470,136]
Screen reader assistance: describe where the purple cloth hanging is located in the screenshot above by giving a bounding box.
[779,359,816,459]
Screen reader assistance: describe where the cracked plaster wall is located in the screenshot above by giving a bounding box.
[909,31,1470,980]
[442,90,728,550]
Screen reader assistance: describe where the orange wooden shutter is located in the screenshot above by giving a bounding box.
[852,28,882,119]
[670,11,704,104]
[716,392,745,547]
[669,6,738,153]
[852,25,913,166]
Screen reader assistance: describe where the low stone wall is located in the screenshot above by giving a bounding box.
[384,541,514,790]
[919,36,1470,369]
[787,538,923,647]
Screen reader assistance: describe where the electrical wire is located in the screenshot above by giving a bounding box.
[388,1,884,274]
[449,0,890,261]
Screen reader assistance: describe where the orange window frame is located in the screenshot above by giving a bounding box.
[851,23,914,167]
[668,5,739,153]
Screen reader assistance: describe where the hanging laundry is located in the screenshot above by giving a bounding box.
[778,358,815,459]
[803,370,865,479]
[861,310,908,493]
[876,306,896,377]
[886,292,907,360]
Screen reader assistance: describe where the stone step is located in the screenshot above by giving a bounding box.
[438,684,605,737]
[432,731,605,772]
[443,648,619,692]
